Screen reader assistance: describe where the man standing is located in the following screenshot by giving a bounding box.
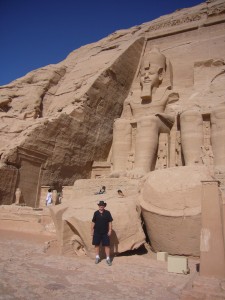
[91,200,113,266]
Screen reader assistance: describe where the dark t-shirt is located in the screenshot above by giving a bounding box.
[92,209,113,234]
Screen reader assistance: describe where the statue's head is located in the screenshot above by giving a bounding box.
[140,46,168,101]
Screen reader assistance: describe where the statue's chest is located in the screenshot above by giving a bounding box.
[130,100,165,118]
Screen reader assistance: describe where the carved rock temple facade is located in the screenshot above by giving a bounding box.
[0,1,225,264]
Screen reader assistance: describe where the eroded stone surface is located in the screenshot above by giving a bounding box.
[0,229,202,300]
[50,178,145,257]
[140,166,213,256]
[0,0,225,206]
[0,1,224,283]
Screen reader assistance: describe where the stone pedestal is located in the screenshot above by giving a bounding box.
[200,181,225,279]
[157,252,168,262]
[140,166,213,256]
[52,190,58,205]
[168,256,189,274]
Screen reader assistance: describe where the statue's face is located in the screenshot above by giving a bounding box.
[140,64,163,89]
[140,48,166,101]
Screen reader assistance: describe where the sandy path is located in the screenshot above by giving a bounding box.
[0,229,198,300]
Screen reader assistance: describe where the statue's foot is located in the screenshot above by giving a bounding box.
[126,168,147,179]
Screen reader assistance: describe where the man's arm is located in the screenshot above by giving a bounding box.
[91,222,95,236]
[108,222,112,236]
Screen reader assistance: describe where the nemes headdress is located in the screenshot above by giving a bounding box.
[147,46,166,70]
[141,45,173,88]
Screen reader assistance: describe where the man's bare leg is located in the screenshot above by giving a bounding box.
[105,246,110,257]
[95,246,100,264]
[95,245,100,256]
[105,246,112,265]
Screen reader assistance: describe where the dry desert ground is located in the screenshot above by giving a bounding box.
[0,229,202,300]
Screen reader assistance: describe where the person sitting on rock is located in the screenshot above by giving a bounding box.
[117,189,125,197]
[95,186,106,195]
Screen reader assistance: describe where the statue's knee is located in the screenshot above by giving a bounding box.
[138,115,158,128]
[211,107,225,121]
[180,110,202,123]
[113,118,130,130]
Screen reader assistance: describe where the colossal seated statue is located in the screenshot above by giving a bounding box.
[180,106,225,175]
[111,46,179,178]
[180,59,225,176]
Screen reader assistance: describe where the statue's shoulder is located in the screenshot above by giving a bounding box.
[166,88,179,104]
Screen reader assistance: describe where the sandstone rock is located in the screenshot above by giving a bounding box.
[0,1,225,206]
[0,1,224,278]
[0,37,145,204]
[0,205,55,234]
[140,166,214,256]
[50,178,146,257]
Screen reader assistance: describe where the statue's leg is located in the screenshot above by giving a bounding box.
[127,115,171,178]
[211,107,225,173]
[134,116,161,174]
[128,116,170,178]
[111,118,131,175]
[180,110,203,166]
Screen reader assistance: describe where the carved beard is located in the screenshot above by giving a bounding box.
[141,82,152,102]
[140,73,162,103]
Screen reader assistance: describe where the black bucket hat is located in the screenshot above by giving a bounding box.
[97,200,107,207]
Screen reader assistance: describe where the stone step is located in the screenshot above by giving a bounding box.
[72,178,140,197]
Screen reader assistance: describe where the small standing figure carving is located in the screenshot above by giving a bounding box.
[200,145,214,167]
[15,188,22,205]
[156,146,167,169]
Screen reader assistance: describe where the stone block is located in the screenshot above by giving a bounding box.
[167,255,188,274]
[157,252,168,262]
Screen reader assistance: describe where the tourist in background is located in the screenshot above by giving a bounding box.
[46,189,52,206]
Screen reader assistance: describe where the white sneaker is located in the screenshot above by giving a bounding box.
[95,257,100,264]
[106,258,112,266]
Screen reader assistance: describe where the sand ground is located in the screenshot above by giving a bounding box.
[0,229,201,300]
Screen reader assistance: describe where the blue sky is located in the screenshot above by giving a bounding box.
[0,0,204,86]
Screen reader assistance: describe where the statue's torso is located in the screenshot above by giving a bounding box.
[131,102,165,119]
[130,93,169,119]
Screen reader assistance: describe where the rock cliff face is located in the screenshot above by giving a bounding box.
[0,37,145,203]
[0,38,144,183]
[0,0,225,205]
